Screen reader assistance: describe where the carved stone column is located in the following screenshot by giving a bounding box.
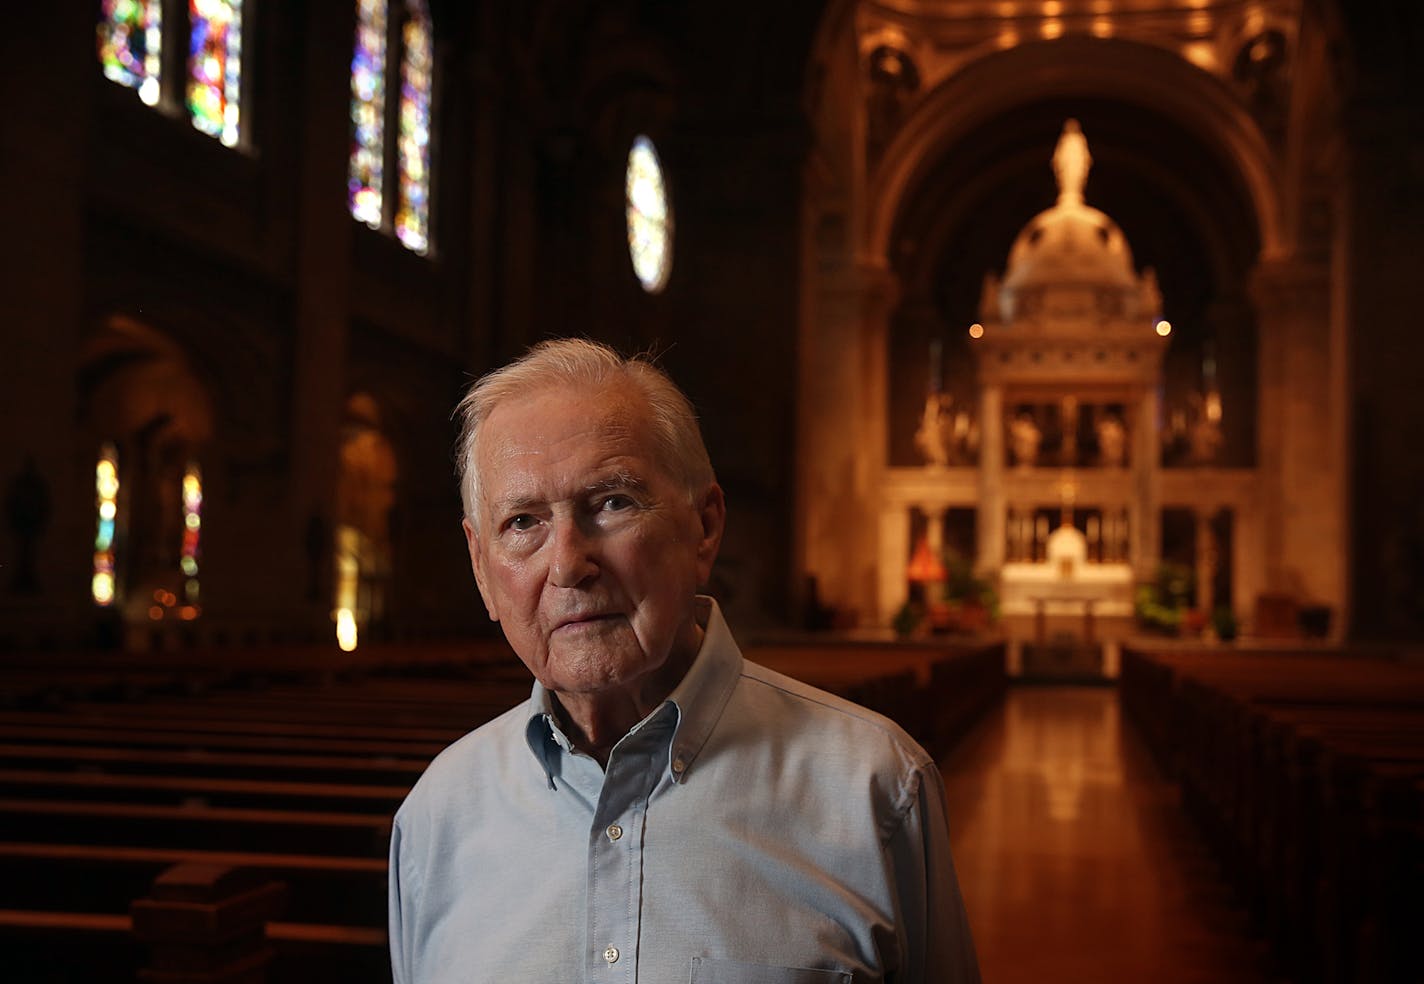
[926,504,947,559]
[878,506,912,622]
[1131,388,1161,576]
[1195,509,1216,614]
[797,259,900,625]
[2,5,92,641]
[289,0,360,630]
[1250,259,1343,616]
[1337,68,1424,640]
[977,384,1006,571]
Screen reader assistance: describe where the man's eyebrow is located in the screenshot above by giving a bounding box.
[489,491,543,516]
[585,471,648,495]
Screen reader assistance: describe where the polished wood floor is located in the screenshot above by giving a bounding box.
[943,686,1286,983]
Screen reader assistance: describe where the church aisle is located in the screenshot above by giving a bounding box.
[942,686,1284,983]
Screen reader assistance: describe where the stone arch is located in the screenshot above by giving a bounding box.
[884,95,1264,476]
[332,391,400,649]
[79,315,215,631]
[867,37,1284,265]
[797,21,1295,628]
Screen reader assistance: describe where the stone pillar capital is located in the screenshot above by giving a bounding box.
[823,259,901,320]
[1247,258,1329,313]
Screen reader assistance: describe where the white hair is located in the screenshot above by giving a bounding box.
[454,338,715,523]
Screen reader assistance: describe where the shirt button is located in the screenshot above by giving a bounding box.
[606,823,623,842]
[604,945,619,964]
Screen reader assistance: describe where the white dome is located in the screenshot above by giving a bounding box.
[981,120,1159,326]
[1002,201,1137,291]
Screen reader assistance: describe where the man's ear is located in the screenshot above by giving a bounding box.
[693,484,727,586]
[462,518,500,622]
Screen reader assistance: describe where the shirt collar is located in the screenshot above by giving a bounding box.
[522,596,744,788]
[661,596,743,783]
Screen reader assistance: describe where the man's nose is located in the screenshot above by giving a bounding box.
[549,516,598,588]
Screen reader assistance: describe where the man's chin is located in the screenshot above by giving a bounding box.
[543,640,647,691]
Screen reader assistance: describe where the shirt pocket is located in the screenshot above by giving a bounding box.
[689,956,852,984]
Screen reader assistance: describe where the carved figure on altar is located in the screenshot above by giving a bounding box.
[1009,412,1041,468]
[1186,393,1223,464]
[952,408,979,462]
[1096,413,1126,468]
[1052,119,1091,205]
[914,392,953,466]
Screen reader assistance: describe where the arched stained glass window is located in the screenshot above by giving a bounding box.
[97,0,163,106]
[348,0,388,228]
[395,3,433,254]
[348,0,435,254]
[626,135,673,293]
[93,443,120,607]
[180,463,203,613]
[187,0,244,147]
[333,394,398,652]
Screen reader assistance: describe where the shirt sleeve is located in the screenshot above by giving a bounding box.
[388,815,411,984]
[890,761,981,984]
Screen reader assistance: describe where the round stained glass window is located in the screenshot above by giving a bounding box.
[625,135,673,293]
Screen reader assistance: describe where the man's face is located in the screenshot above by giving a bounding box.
[463,383,724,698]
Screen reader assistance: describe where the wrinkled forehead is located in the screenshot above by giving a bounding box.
[486,381,642,441]
[476,382,656,481]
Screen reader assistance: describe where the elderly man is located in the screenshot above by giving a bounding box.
[388,339,979,983]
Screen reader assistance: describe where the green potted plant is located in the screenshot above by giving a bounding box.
[892,600,925,638]
[1211,605,1239,642]
[936,554,999,634]
[1134,563,1196,635]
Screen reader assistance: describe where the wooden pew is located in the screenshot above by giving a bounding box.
[746,638,1006,752]
[0,706,478,744]
[0,768,408,814]
[1119,644,1424,984]
[0,741,431,785]
[0,637,520,711]
[0,645,535,982]
[0,720,454,758]
[0,841,387,926]
[0,908,389,984]
[0,638,990,983]
[0,798,393,856]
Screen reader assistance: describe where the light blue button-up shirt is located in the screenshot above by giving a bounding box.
[389,598,979,983]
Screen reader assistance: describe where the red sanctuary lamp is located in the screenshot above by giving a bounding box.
[906,535,947,602]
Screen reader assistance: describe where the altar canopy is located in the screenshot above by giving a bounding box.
[880,121,1192,668]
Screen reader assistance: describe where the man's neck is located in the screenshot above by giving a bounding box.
[553,622,703,768]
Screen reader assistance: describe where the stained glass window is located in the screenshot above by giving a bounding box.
[179,463,203,615]
[349,0,389,228]
[97,0,163,106]
[626,135,673,293]
[188,0,243,146]
[395,3,433,254]
[334,526,361,651]
[92,444,120,607]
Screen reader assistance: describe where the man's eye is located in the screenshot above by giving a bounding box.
[600,495,634,512]
[506,514,537,532]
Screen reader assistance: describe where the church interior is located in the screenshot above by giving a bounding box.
[2,1,1422,981]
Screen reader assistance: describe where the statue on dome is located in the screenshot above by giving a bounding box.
[952,407,979,462]
[915,392,953,467]
[1052,119,1091,205]
[1096,413,1126,468]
